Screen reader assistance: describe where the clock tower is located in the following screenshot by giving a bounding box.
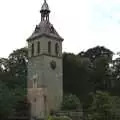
[27,0,63,119]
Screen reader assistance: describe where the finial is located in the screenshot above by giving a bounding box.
[40,0,50,21]
[41,0,50,12]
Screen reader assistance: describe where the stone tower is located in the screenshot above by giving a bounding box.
[27,0,63,119]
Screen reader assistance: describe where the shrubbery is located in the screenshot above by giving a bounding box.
[61,94,81,110]
[48,115,72,120]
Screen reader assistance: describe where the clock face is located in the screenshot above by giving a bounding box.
[50,60,56,70]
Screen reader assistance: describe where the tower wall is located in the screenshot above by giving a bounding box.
[43,55,63,110]
[27,55,63,119]
[27,37,63,119]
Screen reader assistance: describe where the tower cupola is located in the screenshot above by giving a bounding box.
[40,0,50,21]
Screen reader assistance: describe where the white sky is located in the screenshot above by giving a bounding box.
[0,0,120,58]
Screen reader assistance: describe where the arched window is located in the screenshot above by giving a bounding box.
[55,43,59,56]
[37,41,40,54]
[31,43,34,56]
[48,41,51,54]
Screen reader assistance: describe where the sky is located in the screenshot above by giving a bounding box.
[0,0,120,58]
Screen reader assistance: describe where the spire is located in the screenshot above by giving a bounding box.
[40,0,50,21]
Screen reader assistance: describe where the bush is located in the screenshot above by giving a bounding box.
[61,94,81,110]
[48,115,72,120]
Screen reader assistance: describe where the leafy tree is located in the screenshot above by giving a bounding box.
[110,54,120,96]
[0,81,14,119]
[63,53,93,102]
[63,46,113,101]
[0,81,21,119]
[111,96,120,119]
[79,46,113,62]
[0,48,28,119]
[90,56,112,92]
[8,47,28,88]
[81,46,113,92]
[87,91,120,120]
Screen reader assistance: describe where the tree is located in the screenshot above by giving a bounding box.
[80,46,114,92]
[63,53,93,102]
[110,54,120,96]
[90,56,112,92]
[79,46,113,62]
[0,48,28,119]
[87,91,120,120]
[63,46,114,101]
[0,81,16,119]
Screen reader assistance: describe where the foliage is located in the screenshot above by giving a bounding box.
[61,94,81,110]
[79,46,113,62]
[0,81,27,119]
[110,96,120,119]
[110,55,120,96]
[90,56,112,92]
[87,91,120,120]
[63,46,116,101]
[0,47,28,119]
[0,81,16,119]
[48,115,72,120]
[63,53,93,102]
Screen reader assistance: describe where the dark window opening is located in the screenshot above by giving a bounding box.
[55,43,59,56]
[48,41,51,54]
[50,26,55,33]
[38,41,40,54]
[31,43,34,56]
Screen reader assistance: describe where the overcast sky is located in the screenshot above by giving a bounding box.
[0,0,120,58]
